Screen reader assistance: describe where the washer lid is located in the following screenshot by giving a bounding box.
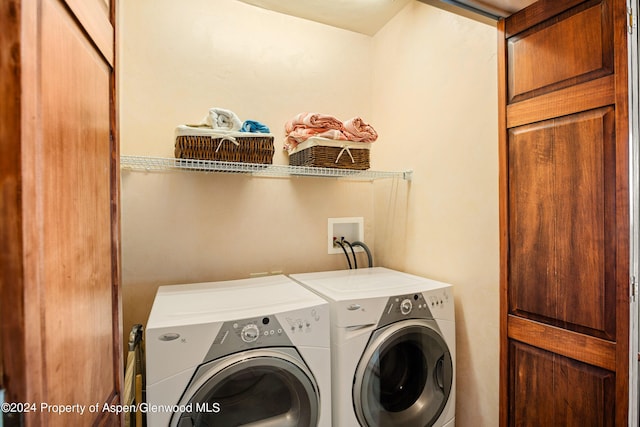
[290,268,451,302]
[148,275,327,328]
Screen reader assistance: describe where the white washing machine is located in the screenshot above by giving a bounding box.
[145,275,331,427]
[290,267,455,427]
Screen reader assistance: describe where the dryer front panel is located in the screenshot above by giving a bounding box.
[353,319,453,427]
[171,348,319,427]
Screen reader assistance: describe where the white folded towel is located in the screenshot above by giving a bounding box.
[200,108,243,131]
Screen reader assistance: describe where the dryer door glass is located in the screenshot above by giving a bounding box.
[172,350,319,427]
[354,320,453,427]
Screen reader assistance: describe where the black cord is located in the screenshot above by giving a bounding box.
[342,240,358,269]
[334,239,352,269]
[352,241,373,268]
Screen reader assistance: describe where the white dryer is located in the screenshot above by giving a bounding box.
[290,267,455,427]
[145,275,331,427]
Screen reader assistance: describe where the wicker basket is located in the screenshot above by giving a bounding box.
[288,138,370,170]
[174,127,274,164]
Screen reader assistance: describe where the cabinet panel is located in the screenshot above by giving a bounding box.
[507,0,613,103]
[499,0,629,425]
[0,0,120,424]
[554,109,615,333]
[41,1,117,424]
[509,340,615,427]
[508,107,616,339]
[508,121,556,320]
[65,0,113,65]
[509,341,555,426]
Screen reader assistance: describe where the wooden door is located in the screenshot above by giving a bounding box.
[499,0,630,425]
[0,0,122,426]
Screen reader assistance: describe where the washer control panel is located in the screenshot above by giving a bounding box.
[394,294,431,315]
[378,287,452,327]
[400,298,413,315]
[426,289,452,311]
[240,324,260,343]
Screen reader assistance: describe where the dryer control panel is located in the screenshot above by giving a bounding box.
[202,306,326,364]
[203,315,293,363]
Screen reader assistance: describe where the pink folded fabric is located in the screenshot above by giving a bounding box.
[284,112,378,151]
[343,117,378,142]
[285,112,344,134]
[285,129,349,151]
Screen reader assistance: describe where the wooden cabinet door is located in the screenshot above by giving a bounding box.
[499,0,630,425]
[0,0,121,426]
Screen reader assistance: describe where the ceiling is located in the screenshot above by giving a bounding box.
[236,0,537,35]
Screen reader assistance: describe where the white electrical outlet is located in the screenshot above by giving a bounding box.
[328,217,364,254]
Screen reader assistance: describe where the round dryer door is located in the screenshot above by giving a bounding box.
[353,319,453,427]
[170,348,319,427]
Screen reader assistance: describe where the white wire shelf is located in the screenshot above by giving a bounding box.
[120,155,413,181]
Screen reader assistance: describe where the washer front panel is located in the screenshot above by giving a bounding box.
[353,320,453,427]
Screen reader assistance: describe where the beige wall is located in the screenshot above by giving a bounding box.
[119,0,373,160]
[371,3,499,425]
[119,0,376,354]
[119,0,498,425]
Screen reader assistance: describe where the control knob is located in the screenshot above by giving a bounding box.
[400,298,413,315]
[241,324,260,343]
